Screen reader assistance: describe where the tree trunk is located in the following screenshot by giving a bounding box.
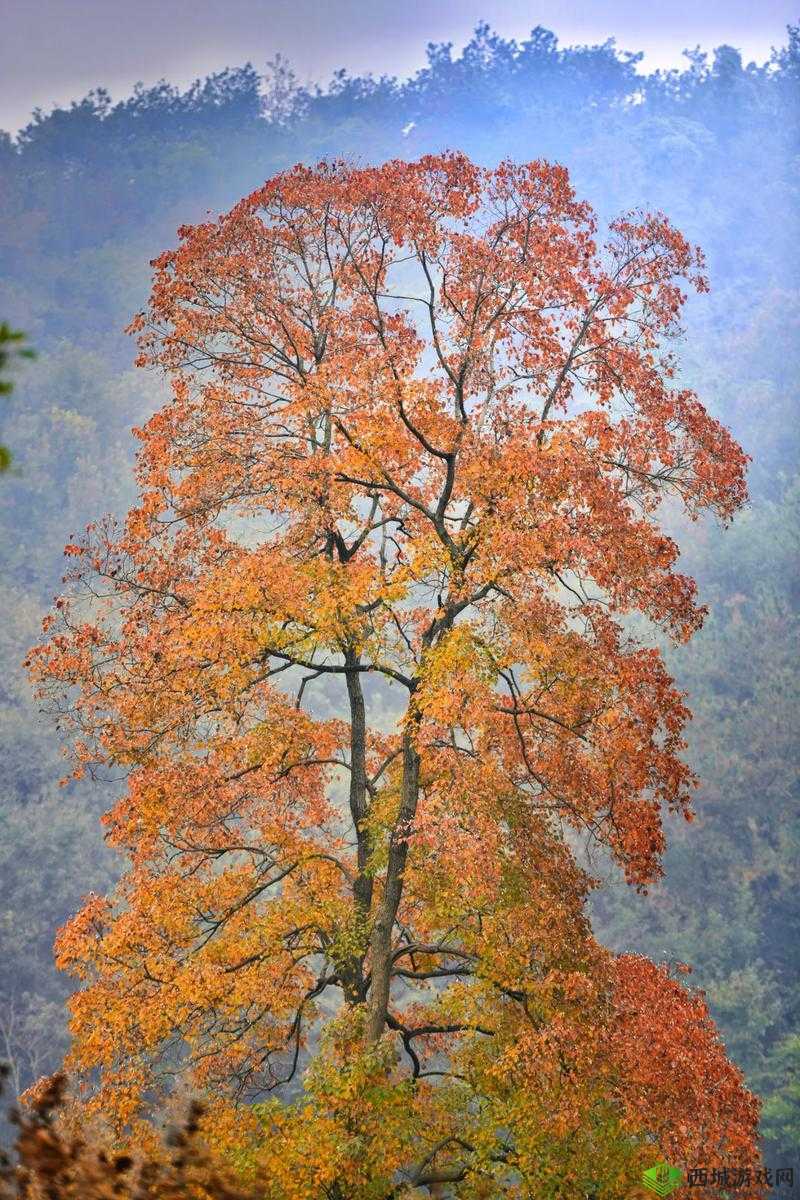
[342,652,371,1005]
[366,724,420,1044]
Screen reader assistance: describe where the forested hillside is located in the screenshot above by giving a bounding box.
[0,22,798,1163]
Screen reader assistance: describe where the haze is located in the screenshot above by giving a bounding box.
[1,0,796,134]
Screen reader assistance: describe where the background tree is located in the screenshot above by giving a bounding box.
[28,154,759,1196]
[0,323,34,471]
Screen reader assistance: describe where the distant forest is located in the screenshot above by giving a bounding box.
[0,22,798,1163]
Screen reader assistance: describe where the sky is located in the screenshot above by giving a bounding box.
[0,0,797,135]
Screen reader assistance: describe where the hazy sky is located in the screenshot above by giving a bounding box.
[1,0,796,135]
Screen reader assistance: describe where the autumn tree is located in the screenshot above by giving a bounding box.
[28,154,761,1197]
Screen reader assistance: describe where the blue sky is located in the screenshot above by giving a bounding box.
[1,0,797,134]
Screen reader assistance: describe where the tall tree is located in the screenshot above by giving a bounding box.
[28,154,759,1196]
